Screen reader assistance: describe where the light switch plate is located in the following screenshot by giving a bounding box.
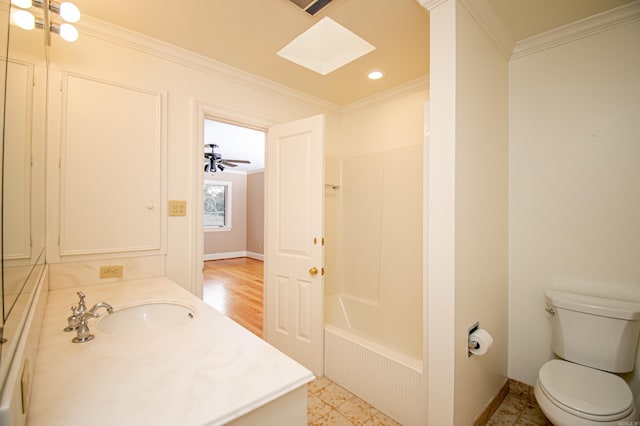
[168,200,187,216]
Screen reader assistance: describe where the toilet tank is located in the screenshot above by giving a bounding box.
[546,290,640,373]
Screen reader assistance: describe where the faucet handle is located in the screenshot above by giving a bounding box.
[72,314,95,343]
[64,305,81,332]
[76,291,87,314]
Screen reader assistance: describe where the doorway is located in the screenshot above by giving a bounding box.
[201,118,266,337]
[193,107,326,375]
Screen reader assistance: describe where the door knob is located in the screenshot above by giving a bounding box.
[309,267,318,276]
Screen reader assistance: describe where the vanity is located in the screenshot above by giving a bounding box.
[1,1,313,424]
[20,273,313,426]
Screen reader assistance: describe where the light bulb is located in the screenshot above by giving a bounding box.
[59,2,80,23]
[368,71,384,80]
[11,0,32,8]
[10,9,35,30]
[59,23,78,42]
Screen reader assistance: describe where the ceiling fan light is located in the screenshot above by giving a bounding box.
[10,9,35,30]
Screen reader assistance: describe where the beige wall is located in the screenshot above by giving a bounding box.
[508,17,640,401]
[246,171,265,256]
[203,171,264,258]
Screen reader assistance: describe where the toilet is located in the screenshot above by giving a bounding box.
[534,289,640,425]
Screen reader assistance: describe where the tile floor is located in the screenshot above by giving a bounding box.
[486,392,551,426]
[307,377,551,426]
[307,376,401,426]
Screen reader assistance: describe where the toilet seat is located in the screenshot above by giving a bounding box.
[537,359,634,421]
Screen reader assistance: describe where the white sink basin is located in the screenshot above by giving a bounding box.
[96,302,196,336]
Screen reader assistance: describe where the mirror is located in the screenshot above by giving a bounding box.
[0,0,47,383]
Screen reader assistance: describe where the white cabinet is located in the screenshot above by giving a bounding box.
[54,73,166,259]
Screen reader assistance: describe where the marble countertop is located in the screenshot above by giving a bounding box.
[27,277,314,426]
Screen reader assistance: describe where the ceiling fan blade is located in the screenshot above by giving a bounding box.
[222,159,251,164]
[220,160,239,167]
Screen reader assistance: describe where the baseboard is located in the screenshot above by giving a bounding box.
[473,379,509,426]
[473,378,537,425]
[204,251,264,261]
[246,251,264,261]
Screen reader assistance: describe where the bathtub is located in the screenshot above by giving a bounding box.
[324,294,424,425]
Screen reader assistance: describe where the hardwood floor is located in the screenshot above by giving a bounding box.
[202,257,264,338]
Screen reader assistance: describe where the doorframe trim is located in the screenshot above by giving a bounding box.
[192,100,275,298]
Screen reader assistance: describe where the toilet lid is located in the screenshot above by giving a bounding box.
[539,360,633,417]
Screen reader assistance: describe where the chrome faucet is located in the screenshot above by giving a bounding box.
[64,291,88,332]
[64,291,114,343]
[89,302,114,315]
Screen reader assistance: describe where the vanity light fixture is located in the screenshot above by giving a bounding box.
[368,70,384,80]
[10,0,81,43]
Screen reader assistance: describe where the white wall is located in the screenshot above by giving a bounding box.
[454,3,509,424]
[337,84,427,359]
[508,17,640,397]
[44,17,336,294]
[426,1,509,424]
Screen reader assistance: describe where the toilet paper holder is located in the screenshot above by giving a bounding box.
[468,322,479,357]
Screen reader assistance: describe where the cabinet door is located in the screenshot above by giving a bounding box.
[60,74,165,257]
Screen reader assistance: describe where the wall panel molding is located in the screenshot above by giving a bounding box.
[58,72,167,258]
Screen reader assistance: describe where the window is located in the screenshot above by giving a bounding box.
[204,180,232,231]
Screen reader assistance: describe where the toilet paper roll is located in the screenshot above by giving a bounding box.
[469,328,494,356]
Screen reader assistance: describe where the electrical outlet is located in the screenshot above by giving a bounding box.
[168,200,187,216]
[100,265,123,279]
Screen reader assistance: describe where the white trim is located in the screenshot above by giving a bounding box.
[459,0,515,59]
[204,251,264,261]
[246,251,265,261]
[452,0,640,62]
[511,0,640,60]
[194,100,274,299]
[204,227,232,233]
[417,0,448,11]
[204,179,232,231]
[77,15,338,112]
[341,77,428,112]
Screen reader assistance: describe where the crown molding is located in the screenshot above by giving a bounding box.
[341,76,428,112]
[417,0,448,11]
[75,15,339,112]
[459,0,515,59]
[511,0,640,60]
[417,0,515,58]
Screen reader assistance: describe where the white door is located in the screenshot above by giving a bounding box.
[264,114,325,376]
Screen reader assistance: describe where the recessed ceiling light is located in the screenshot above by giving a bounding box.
[368,71,384,80]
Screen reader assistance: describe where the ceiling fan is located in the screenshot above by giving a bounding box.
[204,144,251,172]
